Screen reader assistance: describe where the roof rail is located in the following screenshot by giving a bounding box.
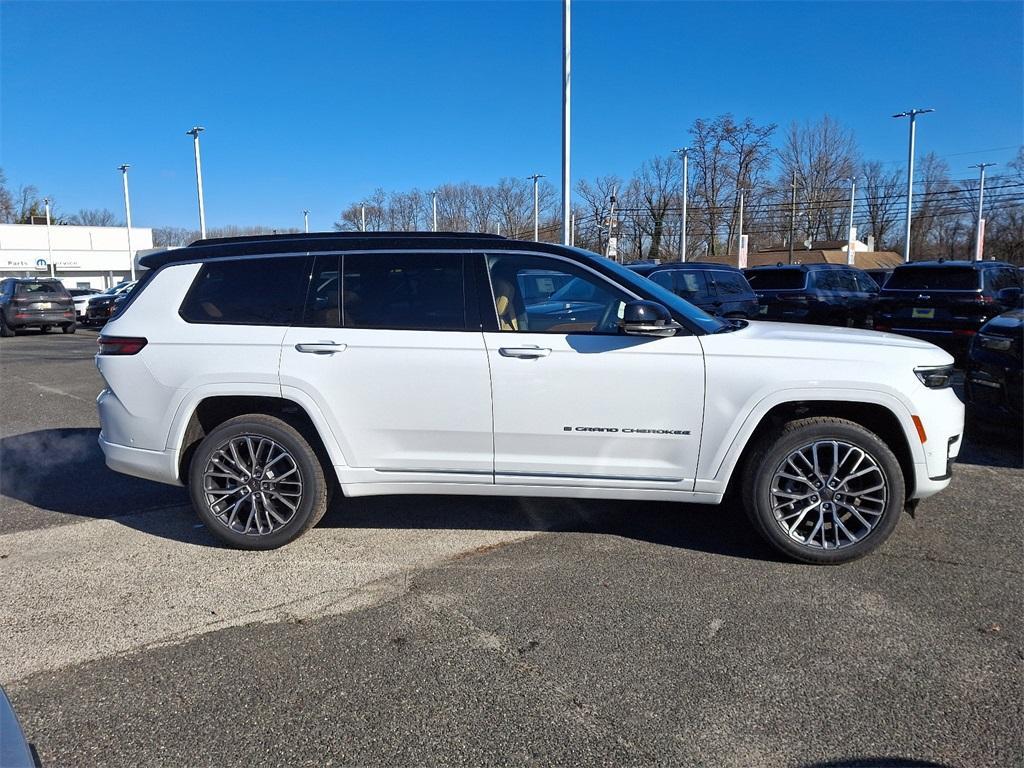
[186,231,507,248]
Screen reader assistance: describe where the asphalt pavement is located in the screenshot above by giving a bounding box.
[1,329,1021,768]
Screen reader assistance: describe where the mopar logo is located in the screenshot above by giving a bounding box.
[35,258,48,269]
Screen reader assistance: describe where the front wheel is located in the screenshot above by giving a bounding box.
[741,417,905,564]
[189,414,329,550]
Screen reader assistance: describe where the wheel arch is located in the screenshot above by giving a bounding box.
[717,398,919,502]
[174,394,345,484]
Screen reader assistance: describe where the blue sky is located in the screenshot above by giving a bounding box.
[2,1,1021,231]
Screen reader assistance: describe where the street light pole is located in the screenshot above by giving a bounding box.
[970,162,995,260]
[893,108,934,262]
[675,148,688,262]
[360,204,366,233]
[43,198,54,278]
[788,173,797,265]
[303,210,309,233]
[736,187,746,256]
[118,165,136,280]
[561,0,571,245]
[186,126,207,239]
[431,190,438,232]
[528,174,545,241]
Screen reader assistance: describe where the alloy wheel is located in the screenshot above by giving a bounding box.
[201,435,303,536]
[769,440,888,550]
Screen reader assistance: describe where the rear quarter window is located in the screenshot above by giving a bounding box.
[179,256,310,325]
[885,267,980,291]
[745,270,806,290]
[712,271,751,296]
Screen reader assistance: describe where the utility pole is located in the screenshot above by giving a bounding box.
[303,210,309,233]
[431,190,438,232]
[528,174,545,241]
[118,164,136,280]
[970,162,995,261]
[736,188,747,256]
[186,126,207,239]
[44,198,55,278]
[606,187,618,261]
[360,204,366,233]
[788,173,797,265]
[893,108,934,262]
[675,147,688,262]
[561,0,571,245]
[846,177,857,265]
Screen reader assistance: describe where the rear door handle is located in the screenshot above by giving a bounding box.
[295,342,347,355]
[499,346,551,359]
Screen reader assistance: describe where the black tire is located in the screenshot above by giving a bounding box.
[39,325,51,334]
[62,322,77,334]
[189,414,329,550]
[0,313,14,338]
[741,417,905,565]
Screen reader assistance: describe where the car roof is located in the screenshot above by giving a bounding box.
[893,259,1015,270]
[629,262,743,274]
[743,263,857,271]
[139,232,607,270]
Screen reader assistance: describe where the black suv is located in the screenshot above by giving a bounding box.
[743,264,879,327]
[0,278,77,336]
[874,260,1022,361]
[627,263,759,318]
[964,308,1023,430]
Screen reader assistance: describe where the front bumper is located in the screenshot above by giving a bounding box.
[909,389,964,500]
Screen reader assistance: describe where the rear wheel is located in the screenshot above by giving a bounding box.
[0,313,14,338]
[39,325,51,334]
[189,414,329,550]
[741,417,905,564]
[62,322,77,334]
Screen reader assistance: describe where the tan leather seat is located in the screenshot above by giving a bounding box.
[492,278,519,331]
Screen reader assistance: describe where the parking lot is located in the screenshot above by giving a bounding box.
[0,329,1021,767]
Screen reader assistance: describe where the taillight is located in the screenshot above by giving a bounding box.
[952,329,977,337]
[778,293,809,303]
[97,336,147,355]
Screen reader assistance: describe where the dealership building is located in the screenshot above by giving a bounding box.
[0,222,154,290]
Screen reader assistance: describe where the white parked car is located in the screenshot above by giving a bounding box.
[96,233,963,564]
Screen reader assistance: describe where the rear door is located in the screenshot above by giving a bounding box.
[482,251,705,488]
[279,251,493,480]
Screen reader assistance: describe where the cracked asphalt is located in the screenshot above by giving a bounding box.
[1,330,1022,768]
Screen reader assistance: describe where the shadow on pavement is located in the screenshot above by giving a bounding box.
[1,428,779,561]
[958,421,1023,469]
[798,759,951,768]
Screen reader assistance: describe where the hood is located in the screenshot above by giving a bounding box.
[703,320,952,366]
[980,309,1024,337]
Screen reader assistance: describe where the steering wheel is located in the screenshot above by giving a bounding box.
[595,300,623,334]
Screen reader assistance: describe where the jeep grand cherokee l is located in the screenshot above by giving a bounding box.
[744,264,879,328]
[96,233,963,565]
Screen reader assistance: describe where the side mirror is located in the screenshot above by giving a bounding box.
[619,300,682,337]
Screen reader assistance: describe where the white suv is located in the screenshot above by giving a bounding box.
[97,233,963,564]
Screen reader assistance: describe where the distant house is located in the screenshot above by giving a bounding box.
[698,238,902,270]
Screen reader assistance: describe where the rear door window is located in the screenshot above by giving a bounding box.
[302,254,341,327]
[885,267,980,291]
[711,271,749,296]
[745,270,806,290]
[342,252,466,331]
[180,256,310,325]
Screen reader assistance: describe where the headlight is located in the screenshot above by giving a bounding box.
[977,334,1012,352]
[914,364,954,389]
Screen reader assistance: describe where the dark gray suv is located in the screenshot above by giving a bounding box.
[0,278,77,336]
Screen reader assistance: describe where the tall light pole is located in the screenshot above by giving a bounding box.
[303,210,309,233]
[561,0,571,245]
[431,190,438,232]
[788,173,797,265]
[893,108,934,262]
[360,204,366,233]
[735,187,747,256]
[528,174,545,241]
[186,126,207,239]
[675,147,688,262]
[118,165,136,280]
[846,177,857,265]
[970,162,995,260]
[43,198,54,278]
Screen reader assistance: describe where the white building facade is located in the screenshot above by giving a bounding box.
[0,223,154,290]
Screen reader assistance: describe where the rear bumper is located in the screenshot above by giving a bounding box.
[8,309,75,326]
[99,434,182,486]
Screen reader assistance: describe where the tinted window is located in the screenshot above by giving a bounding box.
[855,273,880,292]
[343,252,465,331]
[648,271,676,292]
[303,254,340,327]
[836,271,860,292]
[15,281,69,298]
[180,256,309,325]
[886,267,980,291]
[712,271,749,296]
[746,270,806,290]
[487,253,630,334]
[987,268,1021,291]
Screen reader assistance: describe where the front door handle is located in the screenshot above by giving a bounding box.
[499,346,551,359]
[295,342,347,355]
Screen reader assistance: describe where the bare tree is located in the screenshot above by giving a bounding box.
[0,169,15,223]
[860,161,904,250]
[575,175,621,255]
[68,208,121,227]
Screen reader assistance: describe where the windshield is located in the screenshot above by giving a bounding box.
[885,266,980,291]
[568,249,729,333]
[745,270,806,290]
[548,277,602,303]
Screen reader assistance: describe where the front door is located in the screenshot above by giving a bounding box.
[280,252,493,481]
[480,252,705,489]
